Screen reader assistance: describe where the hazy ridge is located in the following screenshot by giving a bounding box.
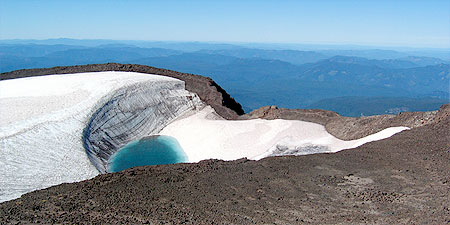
[1,40,448,116]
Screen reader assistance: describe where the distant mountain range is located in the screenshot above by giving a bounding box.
[0,40,448,116]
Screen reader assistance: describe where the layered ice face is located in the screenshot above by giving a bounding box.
[0,72,202,202]
[0,71,409,203]
[81,74,202,173]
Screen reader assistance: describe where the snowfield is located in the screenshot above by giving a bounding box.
[160,106,409,162]
[0,71,409,203]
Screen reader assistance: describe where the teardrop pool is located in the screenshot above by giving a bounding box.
[107,135,188,172]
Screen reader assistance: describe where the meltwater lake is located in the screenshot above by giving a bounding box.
[108,135,188,172]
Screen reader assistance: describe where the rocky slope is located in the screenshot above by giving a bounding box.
[0,104,448,224]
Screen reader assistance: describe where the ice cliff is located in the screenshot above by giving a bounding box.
[83,78,203,173]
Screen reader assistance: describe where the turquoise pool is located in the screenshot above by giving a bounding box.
[107,135,188,172]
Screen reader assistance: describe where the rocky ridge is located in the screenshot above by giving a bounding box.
[243,105,440,140]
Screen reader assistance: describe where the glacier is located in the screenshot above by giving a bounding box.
[0,71,409,203]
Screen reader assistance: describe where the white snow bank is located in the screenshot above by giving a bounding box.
[160,107,409,162]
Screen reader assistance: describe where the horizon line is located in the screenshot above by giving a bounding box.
[0,38,449,51]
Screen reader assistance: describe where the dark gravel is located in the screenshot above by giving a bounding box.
[1,105,449,224]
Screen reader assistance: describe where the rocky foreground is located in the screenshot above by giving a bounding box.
[1,64,449,224]
[0,105,448,224]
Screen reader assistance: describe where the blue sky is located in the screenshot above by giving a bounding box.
[1,0,449,48]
